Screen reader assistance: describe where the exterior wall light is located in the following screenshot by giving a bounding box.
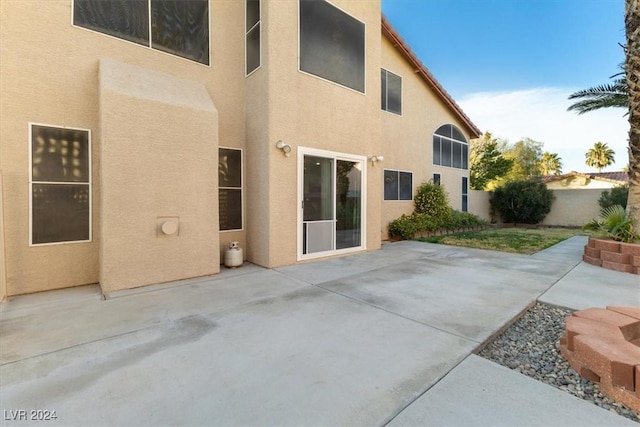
[370,155,384,165]
[276,140,292,157]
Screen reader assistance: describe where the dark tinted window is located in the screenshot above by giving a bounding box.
[381,69,402,114]
[246,0,260,74]
[246,0,260,29]
[383,170,398,200]
[30,125,91,245]
[74,0,149,46]
[399,172,412,200]
[219,148,243,231]
[433,174,441,185]
[74,0,209,65]
[299,0,365,92]
[433,124,468,169]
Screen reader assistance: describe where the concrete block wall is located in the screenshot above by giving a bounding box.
[583,237,640,275]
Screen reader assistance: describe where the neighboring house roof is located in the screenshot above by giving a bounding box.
[381,16,482,139]
[542,171,629,185]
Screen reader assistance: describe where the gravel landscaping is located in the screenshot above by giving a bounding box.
[477,302,639,423]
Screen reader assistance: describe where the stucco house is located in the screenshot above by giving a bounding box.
[0,0,480,299]
[543,171,628,190]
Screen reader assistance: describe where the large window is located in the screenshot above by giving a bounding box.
[219,148,243,231]
[381,69,402,115]
[246,0,261,75]
[432,124,468,169]
[73,0,210,65]
[384,170,412,201]
[30,124,91,245]
[299,0,365,92]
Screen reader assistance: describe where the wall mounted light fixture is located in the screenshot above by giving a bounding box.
[370,155,384,165]
[276,140,292,157]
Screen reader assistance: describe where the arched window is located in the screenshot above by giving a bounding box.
[432,124,468,169]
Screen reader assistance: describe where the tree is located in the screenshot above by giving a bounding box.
[539,152,563,176]
[567,63,628,114]
[469,132,513,190]
[625,0,640,236]
[500,138,544,182]
[585,141,615,172]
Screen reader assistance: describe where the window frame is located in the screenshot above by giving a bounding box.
[381,68,402,115]
[383,169,413,201]
[29,122,92,247]
[245,0,261,76]
[71,0,211,66]
[298,0,367,94]
[218,147,244,232]
[432,124,469,170]
[462,176,469,212]
[433,173,441,186]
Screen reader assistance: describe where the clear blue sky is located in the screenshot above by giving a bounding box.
[382,0,629,172]
[382,0,625,98]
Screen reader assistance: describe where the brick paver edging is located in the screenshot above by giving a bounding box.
[583,236,640,275]
[560,306,640,412]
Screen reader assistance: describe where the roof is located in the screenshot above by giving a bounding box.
[542,171,629,185]
[381,15,482,139]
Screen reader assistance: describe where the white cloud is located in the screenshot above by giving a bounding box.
[458,88,629,173]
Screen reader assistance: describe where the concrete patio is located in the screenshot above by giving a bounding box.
[1,236,638,426]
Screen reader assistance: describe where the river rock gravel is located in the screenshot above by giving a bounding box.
[477,302,639,423]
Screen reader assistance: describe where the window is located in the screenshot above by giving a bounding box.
[73,0,210,65]
[433,173,441,186]
[30,124,91,245]
[246,0,261,75]
[381,69,402,115]
[432,124,468,170]
[462,177,469,212]
[299,0,365,92]
[219,148,242,231]
[384,170,412,201]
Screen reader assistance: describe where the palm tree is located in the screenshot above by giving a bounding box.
[585,142,616,172]
[625,0,640,236]
[539,152,563,176]
[567,63,628,114]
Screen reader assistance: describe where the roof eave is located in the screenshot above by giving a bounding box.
[381,15,481,139]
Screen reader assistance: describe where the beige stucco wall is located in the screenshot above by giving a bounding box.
[542,189,604,227]
[258,0,383,266]
[379,36,474,238]
[0,171,6,302]
[99,60,220,293]
[0,1,244,295]
[469,190,492,222]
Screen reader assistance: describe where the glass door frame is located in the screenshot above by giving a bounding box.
[297,147,367,261]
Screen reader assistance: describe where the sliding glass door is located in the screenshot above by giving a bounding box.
[300,149,365,258]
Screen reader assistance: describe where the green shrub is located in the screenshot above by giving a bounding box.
[414,182,451,227]
[583,204,639,243]
[598,185,628,210]
[491,180,555,224]
[443,209,489,229]
[388,213,442,240]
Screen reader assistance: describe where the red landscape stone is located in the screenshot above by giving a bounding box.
[560,306,640,412]
[600,251,631,264]
[583,246,601,258]
[582,254,602,266]
[620,242,640,257]
[602,261,634,274]
[594,239,621,253]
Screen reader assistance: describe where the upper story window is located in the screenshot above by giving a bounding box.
[381,69,402,115]
[73,0,210,65]
[299,0,365,93]
[246,0,261,75]
[433,124,468,170]
[30,124,92,245]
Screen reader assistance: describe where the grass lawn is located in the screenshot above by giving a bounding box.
[416,227,587,255]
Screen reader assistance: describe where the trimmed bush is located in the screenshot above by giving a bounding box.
[414,182,451,227]
[443,209,488,229]
[598,185,628,210]
[491,179,555,224]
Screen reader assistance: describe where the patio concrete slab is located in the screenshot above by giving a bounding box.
[0,269,308,364]
[2,285,475,426]
[388,354,637,427]
[539,261,640,310]
[317,254,561,343]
